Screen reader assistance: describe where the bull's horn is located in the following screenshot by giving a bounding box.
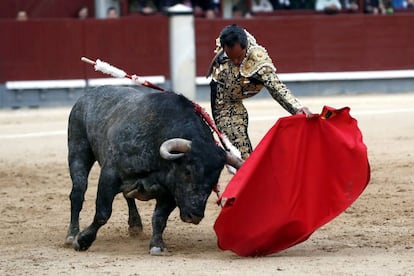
[160,138,192,160]
[225,151,244,170]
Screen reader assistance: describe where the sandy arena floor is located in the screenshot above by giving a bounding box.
[0,92,413,275]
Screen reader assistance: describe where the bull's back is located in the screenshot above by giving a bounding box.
[70,86,194,126]
[68,85,223,192]
[68,86,146,158]
[72,86,145,124]
[68,86,199,159]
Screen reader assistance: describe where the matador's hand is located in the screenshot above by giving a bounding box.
[296,107,313,118]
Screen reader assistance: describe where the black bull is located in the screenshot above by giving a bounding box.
[65,86,243,254]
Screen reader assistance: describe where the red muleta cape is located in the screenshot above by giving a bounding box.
[214,106,370,257]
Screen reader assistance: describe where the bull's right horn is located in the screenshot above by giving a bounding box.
[160,138,192,160]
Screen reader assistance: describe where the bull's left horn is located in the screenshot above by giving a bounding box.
[160,138,192,160]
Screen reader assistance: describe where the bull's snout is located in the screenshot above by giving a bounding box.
[181,213,203,225]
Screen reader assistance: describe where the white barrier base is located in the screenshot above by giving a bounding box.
[195,70,414,85]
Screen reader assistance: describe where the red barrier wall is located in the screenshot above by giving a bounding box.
[1,14,413,83]
[0,19,85,81]
[83,16,170,78]
[0,16,169,82]
[195,14,414,76]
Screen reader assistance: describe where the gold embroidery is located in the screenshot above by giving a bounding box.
[240,46,276,77]
[209,29,303,159]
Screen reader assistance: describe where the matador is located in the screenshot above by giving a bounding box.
[208,24,312,160]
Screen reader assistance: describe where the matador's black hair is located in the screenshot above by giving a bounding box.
[219,24,248,50]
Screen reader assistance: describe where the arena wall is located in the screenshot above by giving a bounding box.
[1,14,413,82]
[0,13,413,107]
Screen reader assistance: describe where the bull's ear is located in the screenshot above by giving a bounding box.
[159,138,192,160]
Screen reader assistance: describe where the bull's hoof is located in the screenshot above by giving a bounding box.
[65,227,80,247]
[64,235,75,247]
[149,246,170,256]
[73,235,90,251]
[128,225,143,237]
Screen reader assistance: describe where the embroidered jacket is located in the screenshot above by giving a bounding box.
[208,30,303,115]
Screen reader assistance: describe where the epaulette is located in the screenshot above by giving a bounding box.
[239,46,276,77]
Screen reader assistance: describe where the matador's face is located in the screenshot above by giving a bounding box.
[224,44,247,67]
